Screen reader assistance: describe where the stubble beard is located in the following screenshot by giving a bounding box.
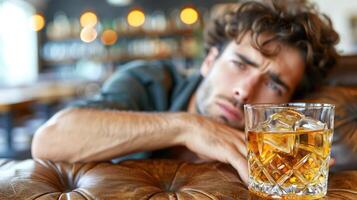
[195,80,245,130]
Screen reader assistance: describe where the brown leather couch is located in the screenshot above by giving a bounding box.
[0,159,356,199]
[303,86,357,172]
[323,55,357,171]
[1,56,357,200]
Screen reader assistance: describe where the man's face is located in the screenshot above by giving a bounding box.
[195,34,305,130]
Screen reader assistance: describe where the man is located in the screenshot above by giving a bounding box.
[31,0,339,184]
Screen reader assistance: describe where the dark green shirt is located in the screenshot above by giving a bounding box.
[71,60,202,161]
[73,60,202,112]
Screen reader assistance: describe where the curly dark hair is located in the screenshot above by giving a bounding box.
[204,0,340,98]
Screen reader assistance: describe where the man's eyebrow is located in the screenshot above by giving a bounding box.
[235,52,290,92]
[235,53,259,68]
[268,71,290,91]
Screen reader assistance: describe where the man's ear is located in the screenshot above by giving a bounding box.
[200,47,219,77]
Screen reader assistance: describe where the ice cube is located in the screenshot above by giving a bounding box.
[294,117,326,131]
[263,133,296,155]
[295,124,331,158]
[257,109,304,155]
[259,109,305,132]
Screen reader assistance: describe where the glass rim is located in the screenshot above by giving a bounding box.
[244,102,335,109]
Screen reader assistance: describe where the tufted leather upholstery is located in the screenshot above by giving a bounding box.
[0,159,245,200]
[0,159,357,200]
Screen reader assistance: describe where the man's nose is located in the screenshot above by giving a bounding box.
[233,71,261,104]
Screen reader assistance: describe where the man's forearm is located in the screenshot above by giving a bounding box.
[31,108,188,162]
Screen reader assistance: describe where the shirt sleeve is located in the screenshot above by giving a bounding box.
[70,60,175,111]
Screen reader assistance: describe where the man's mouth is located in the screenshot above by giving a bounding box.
[216,102,242,122]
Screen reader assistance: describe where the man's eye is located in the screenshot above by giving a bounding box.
[231,60,246,70]
[266,80,283,96]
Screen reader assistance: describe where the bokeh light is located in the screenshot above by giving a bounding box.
[80,11,98,27]
[127,9,145,27]
[101,29,118,45]
[180,7,199,25]
[30,14,45,31]
[80,26,97,43]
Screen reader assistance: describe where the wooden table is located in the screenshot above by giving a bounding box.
[0,81,85,157]
[0,95,35,152]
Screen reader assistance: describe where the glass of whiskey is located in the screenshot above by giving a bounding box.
[244,103,334,199]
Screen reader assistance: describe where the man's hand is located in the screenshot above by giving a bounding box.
[180,114,248,184]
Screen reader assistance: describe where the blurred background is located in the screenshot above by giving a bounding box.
[0,0,356,159]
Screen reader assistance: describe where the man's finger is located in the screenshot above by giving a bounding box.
[231,138,248,158]
[225,146,249,185]
[234,129,246,141]
[223,129,247,157]
[224,125,245,142]
[329,158,335,166]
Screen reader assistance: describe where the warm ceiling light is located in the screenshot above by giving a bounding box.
[30,14,45,31]
[180,7,199,25]
[127,9,145,27]
[80,11,98,27]
[80,27,97,43]
[101,29,118,45]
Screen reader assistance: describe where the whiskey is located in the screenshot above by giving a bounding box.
[247,129,333,199]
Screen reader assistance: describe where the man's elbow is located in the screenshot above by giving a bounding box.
[31,108,75,161]
[31,123,56,160]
